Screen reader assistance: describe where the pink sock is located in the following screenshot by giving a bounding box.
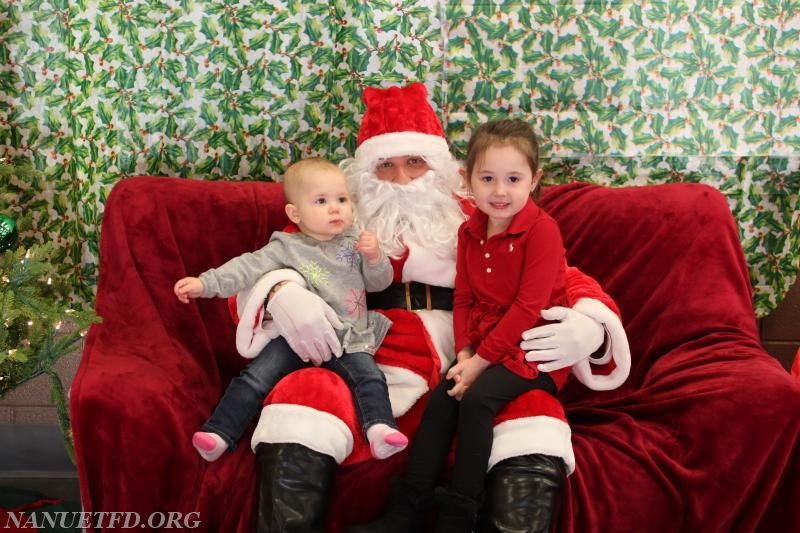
[192,431,228,462]
[367,424,409,460]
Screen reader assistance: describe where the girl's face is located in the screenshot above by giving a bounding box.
[469,144,539,233]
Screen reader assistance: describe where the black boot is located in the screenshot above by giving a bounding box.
[255,442,336,533]
[477,454,566,533]
[346,477,433,533]
[434,487,480,533]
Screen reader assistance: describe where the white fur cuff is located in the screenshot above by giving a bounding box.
[250,403,354,464]
[235,269,306,358]
[489,416,575,474]
[571,298,631,391]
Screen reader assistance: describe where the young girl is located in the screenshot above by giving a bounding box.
[347,119,571,533]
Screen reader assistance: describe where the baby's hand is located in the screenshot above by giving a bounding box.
[356,231,380,264]
[174,277,204,304]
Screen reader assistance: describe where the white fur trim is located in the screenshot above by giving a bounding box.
[379,365,428,417]
[401,238,457,288]
[571,298,631,391]
[489,416,576,474]
[235,269,306,358]
[588,323,614,365]
[355,131,450,169]
[250,403,353,464]
[415,309,455,373]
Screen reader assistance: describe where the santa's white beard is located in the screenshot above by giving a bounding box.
[342,160,467,259]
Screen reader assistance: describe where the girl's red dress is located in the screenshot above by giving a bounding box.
[454,198,571,389]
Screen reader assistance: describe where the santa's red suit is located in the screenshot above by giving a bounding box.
[234,83,630,532]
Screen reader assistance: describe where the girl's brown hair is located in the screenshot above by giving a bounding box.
[464,119,541,199]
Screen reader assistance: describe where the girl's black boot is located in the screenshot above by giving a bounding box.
[346,477,433,533]
[434,487,480,533]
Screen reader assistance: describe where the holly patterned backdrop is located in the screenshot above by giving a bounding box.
[1,0,797,316]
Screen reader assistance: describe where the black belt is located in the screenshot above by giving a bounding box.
[367,282,454,311]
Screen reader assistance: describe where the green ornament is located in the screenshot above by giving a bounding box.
[0,213,19,252]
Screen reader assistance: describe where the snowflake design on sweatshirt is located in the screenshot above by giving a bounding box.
[336,240,359,271]
[345,288,366,320]
[299,261,329,289]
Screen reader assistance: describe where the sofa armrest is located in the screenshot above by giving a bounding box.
[71,333,210,518]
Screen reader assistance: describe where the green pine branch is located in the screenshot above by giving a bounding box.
[1,242,100,392]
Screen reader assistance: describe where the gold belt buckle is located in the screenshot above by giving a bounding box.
[404,282,433,311]
[404,282,412,311]
[425,284,432,311]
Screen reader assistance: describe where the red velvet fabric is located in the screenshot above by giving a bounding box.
[71,177,288,533]
[545,183,800,533]
[71,177,800,532]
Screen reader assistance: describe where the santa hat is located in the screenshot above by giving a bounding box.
[355,82,451,166]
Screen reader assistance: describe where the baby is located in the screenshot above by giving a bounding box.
[175,157,408,462]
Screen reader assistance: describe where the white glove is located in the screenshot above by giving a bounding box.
[521,306,604,373]
[266,282,344,366]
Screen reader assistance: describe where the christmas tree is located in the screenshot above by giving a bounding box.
[0,158,100,460]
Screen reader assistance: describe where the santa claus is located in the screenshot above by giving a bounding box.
[238,83,630,532]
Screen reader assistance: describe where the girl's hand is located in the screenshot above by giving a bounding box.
[454,346,475,364]
[447,347,475,382]
[446,353,491,400]
[356,231,380,264]
[174,277,204,303]
[445,347,475,395]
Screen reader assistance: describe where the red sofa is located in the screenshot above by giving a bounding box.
[71,176,800,532]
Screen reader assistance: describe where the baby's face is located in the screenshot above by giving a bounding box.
[290,169,353,241]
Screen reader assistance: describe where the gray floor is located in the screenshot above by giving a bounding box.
[0,476,80,502]
[0,424,81,502]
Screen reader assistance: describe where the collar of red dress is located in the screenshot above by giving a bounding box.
[463,198,541,239]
